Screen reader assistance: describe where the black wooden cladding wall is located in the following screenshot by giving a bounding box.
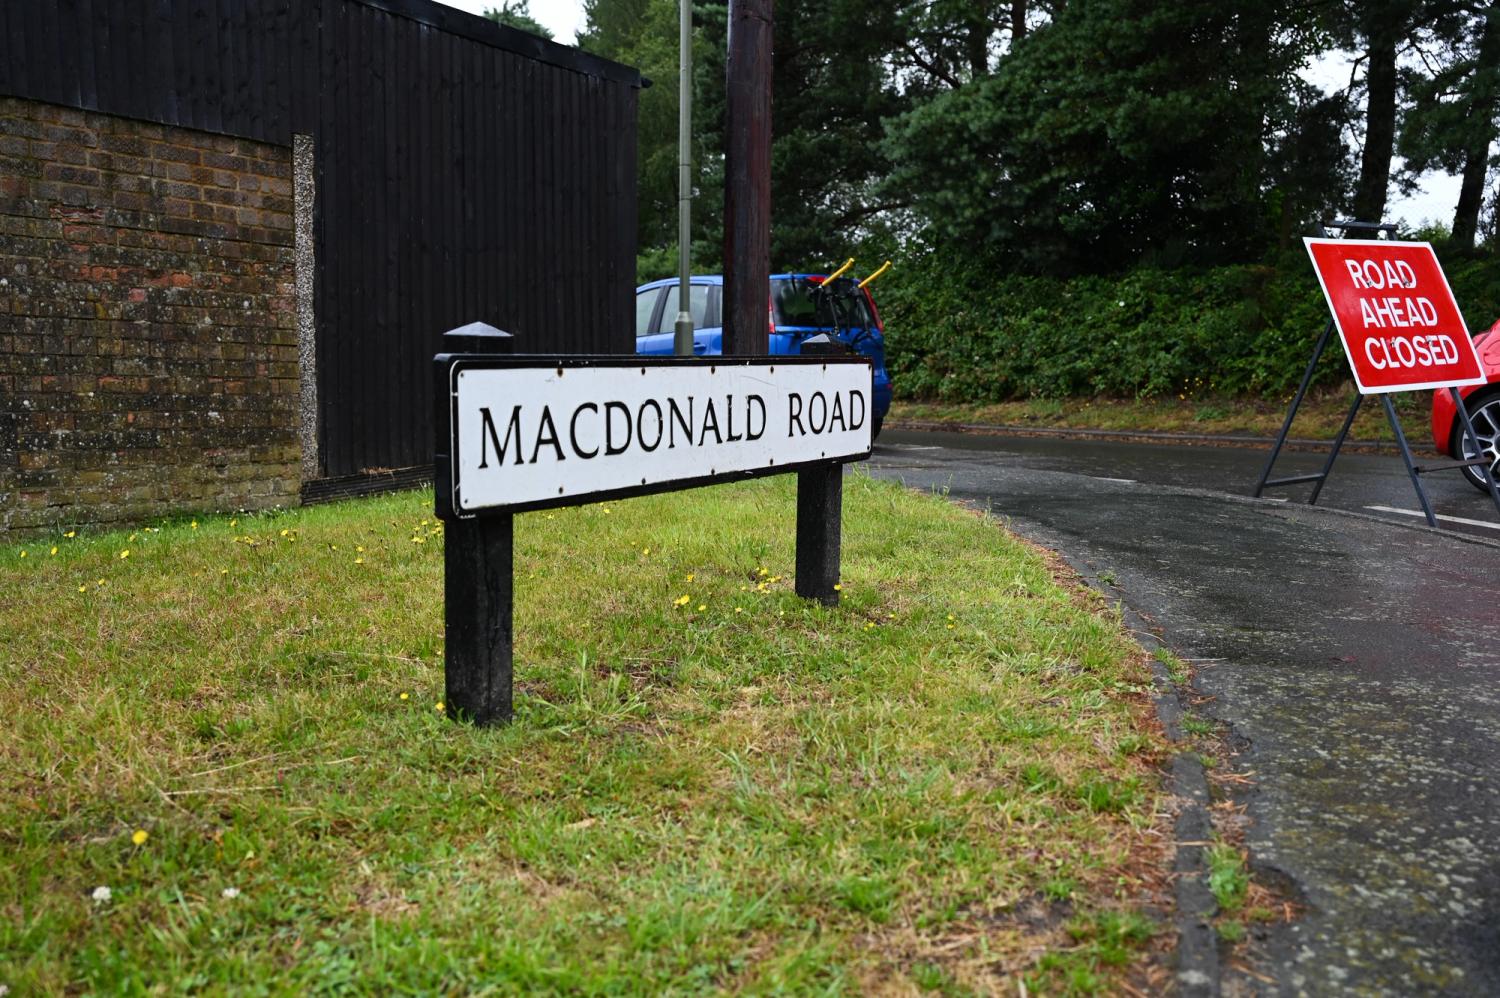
[0,0,640,480]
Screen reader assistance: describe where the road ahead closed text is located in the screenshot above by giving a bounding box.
[1304,238,1486,394]
[448,359,872,513]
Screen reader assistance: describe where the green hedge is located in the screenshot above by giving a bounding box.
[877,250,1500,401]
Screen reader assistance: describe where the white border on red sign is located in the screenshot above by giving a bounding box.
[1302,236,1487,395]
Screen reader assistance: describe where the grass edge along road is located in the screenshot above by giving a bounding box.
[890,387,1434,446]
[2,475,1172,994]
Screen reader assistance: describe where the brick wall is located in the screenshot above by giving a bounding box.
[0,97,299,533]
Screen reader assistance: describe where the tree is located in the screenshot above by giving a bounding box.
[483,1,553,39]
[763,0,910,268]
[883,0,1323,273]
[1399,4,1500,244]
[579,0,728,278]
[1265,88,1354,246]
[1345,2,1406,224]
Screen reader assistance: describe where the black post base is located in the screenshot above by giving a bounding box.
[444,513,515,725]
[795,465,842,606]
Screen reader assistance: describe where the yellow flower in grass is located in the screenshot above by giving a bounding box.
[190,521,198,530]
[833,583,842,591]
[131,829,148,846]
[229,519,237,528]
[641,547,650,556]
[696,604,706,612]
[78,585,87,593]
[673,594,691,607]
[400,693,409,701]
[118,550,129,560]
[50,546,57,556]
[434,702,445,713]
[355,557,364,565]
[64,530,76,538]
[96,578,105,586]
[18,551,26,559]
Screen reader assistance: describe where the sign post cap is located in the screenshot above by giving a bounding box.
[444,322,515,355]
[799,333,848,356]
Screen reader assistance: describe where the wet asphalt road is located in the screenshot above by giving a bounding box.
[866,430,1500,995]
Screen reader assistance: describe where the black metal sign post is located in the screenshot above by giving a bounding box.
[795,336,845,605]
[434,324,871,725]
[1253,221,1500,527]
[435,323,516,725]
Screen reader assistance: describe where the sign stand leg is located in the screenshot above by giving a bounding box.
[1380,394,1438,527]
[795,465,842,606]
[1308,393,1363,505]
[1449,386,1500,515]
[1253,319,1334,498]
[444,512,515,725]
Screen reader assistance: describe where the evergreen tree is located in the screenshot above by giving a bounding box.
[482,1,553,39]
[1399,3,1500,244]
[883,0,1324,273]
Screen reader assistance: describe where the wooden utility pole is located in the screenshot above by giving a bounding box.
[723,0,773,356]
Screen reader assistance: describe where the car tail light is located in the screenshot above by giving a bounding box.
[863,288,884,333]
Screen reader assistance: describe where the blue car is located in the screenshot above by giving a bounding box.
[634,273,894,438]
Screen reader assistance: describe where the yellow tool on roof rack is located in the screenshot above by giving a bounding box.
[858,260,892,289]
[824,257,855,282]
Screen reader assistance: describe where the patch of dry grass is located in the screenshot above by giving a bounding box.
[891,387,1434,447]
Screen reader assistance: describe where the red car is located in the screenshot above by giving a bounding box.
[1431,317,1500,491]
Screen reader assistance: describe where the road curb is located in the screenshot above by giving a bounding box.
[1031,547,1222,996]
[886,418,1409,455]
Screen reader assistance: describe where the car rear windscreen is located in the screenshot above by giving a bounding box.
[772,277,875,328]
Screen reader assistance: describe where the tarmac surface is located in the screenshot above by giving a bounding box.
[867,428,1500,996]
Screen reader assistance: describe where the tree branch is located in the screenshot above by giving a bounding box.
[899,42,963,90]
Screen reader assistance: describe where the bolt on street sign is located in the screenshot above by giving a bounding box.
[437,355,873,518]
[1304,237,1487,394]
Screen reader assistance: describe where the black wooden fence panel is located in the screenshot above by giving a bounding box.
[1,0,640,480]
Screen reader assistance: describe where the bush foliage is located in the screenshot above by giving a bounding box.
[879,248,1500,401]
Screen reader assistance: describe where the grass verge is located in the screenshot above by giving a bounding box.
[1,474,1168,993]
[890,387,1435,446]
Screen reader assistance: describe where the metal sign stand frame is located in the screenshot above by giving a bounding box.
[1253,220,1500,526]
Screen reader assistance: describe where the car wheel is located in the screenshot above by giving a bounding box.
[872,413,884,442]
[1454,387,1500,492]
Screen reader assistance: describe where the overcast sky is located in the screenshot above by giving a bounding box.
[436,0,585,41]
[433,0,1462,231]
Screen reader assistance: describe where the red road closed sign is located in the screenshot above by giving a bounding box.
[1304,238,1487,394]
